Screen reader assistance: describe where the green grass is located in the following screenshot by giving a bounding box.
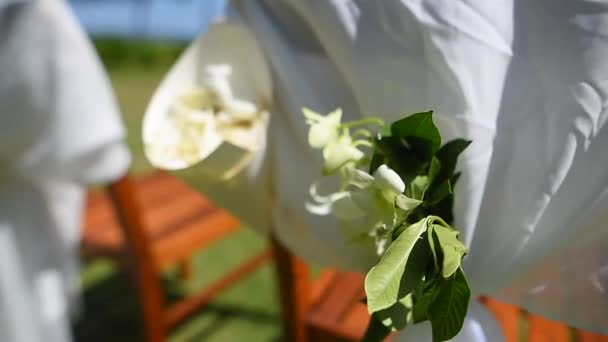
[76,43,282,342]
[107,65,164,174]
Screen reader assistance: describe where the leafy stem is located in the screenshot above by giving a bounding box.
[339,117,385,129]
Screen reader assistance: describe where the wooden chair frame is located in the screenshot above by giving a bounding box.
[106,175,272,342]
[105,174,608,342]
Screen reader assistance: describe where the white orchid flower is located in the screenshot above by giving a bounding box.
[302,107,342,149]
[307,165,421,237]
[322,134,365,174]
[203,64,258,121]
[302,108,367,173]
[339,165,421,230]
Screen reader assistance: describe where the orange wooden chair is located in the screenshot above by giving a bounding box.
[84,172,608,342]
[272,237,608,342]
[81,172,272,342]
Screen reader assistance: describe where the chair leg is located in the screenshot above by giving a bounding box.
[109,176,167,342]
[271,235,311,342]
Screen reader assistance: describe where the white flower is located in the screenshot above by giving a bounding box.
[302,108,367,173]
[303,107,342,148]
[322,134,365,174]
[307,165,421,236]
[203,64,258,121]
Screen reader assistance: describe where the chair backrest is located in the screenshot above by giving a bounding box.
[103,173,273,342]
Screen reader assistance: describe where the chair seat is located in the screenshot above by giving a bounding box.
[82,172,241,270]
[307,271,373,342]
[306,271,608,342]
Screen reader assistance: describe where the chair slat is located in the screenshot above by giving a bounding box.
[310,272,364,324]
[479,297,521,342]
[310,270,339,308]
[83,174,217,261]
[83,176,191,241]
[153,210,241,269]
[164,249,273,329]
[142,190,213,239]
[527,314,570,342]
[340,303,373,341]
[579,330,608,342]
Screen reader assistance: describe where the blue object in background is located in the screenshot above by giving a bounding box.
[68,0,227,41]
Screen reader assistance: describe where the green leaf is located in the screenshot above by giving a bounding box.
[429,268,471,342]
[427,225,443,271]
[390,111,441,158]
[424,179,452,205]
[364,218,430,313]
[379,124,392,137]
[395,195,422,212]
[429,223,468,278]
[434,139,471,183]
[376,294,413,331]
[428,157,441,185]
[371,136,425,183]
[410,176,428,200]
[427,192,455,225]
[369,152,385,174]
[362,315,392,342]
[412,277,440,324]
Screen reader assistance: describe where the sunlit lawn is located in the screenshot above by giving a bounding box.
[75,61,281,341]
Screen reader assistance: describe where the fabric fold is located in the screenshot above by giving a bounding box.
[0,1,130,341]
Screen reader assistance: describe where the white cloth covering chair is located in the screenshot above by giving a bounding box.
[143,0,608,337]
[0,1,130,341]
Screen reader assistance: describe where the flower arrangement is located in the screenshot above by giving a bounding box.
[304,109,472,342]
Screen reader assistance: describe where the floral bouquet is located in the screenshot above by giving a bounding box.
[303,109,471,342]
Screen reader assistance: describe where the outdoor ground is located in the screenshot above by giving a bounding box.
[74,41,282,342]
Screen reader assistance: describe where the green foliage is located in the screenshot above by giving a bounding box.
[361,314,392,342]
[93,38,186,70]
[364,218,431,313]
[375,294,413,331]
[390,111,441,159]
[428,269,471,342]
[363,111,471,342]
[428,221,468,278]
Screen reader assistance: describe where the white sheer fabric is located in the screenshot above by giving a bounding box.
[0,1,130,341]
[145,0,608,335]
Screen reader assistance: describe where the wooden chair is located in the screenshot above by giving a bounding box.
[81,172,272,342]
[272,237,608,342]
[272,236,379,342]
[84,172,608,342]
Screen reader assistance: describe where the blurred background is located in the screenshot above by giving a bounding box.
[68,1,283,341]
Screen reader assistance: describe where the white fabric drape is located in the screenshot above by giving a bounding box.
[0,0,130,341]
[145,0,608,334]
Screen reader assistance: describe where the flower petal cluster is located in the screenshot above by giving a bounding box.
[307,164,421,254]
[303,108,366,173]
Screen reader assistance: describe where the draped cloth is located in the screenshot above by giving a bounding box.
[145,0,608,335]
[0,1,130,341]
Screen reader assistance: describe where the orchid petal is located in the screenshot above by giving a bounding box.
[309,181,347,204]
[344,167,375,189]
[395,194,422,211]
[323,136,365,173]
[303,108,343,148]
[333,194,366,220]
[305,201,334,216]
[302,107,323,122]
[373,164,405,194]
[309,123,337,148]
